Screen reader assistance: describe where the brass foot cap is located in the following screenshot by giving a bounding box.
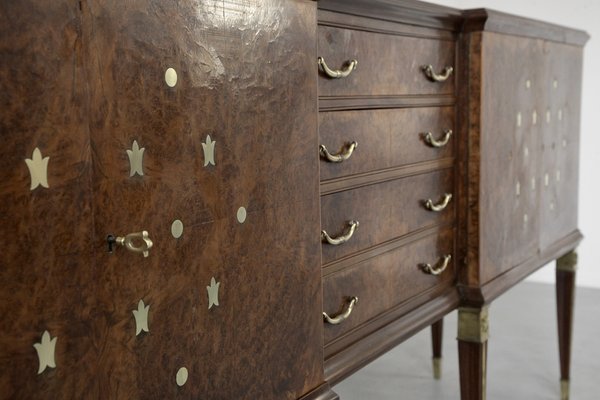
[433,357,442,380]
[560,379,569,400]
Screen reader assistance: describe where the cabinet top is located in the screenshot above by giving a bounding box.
[318,0,589,46]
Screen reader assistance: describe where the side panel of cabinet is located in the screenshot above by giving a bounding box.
[84,1,322,399]
[478,33,581,284]
[0,2,96,398]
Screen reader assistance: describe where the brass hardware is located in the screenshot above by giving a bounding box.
[202,134,216,166]
[25,147,50,191]
[237,206,247,224]
[423,129,452,148]
[420,255,451,276]
[318,57,358,79]
[421,65,453,82]
[560,379,569,400]
[319,141,358,163]
[457,306,489,343]
[207,277,220,309]
[165,67,178,87]
[108,231,153,257]
[33,331,57,374]
[321,220,359,245]
[176,367,188,387]
[557,250,577,273]
[171,219,184,239]
[323,296,358,325]
[126,140,145,177]
[132,299,150,336]
[424,193,452,212]
[433,357,442,380]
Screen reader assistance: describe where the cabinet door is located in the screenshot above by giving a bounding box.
[85,1,322,399]
[0,1,96,398]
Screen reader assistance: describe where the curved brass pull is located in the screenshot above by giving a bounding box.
[422,65,454,82]
[424,193,452,212]
[318,57,358,79]
[109,231,154,257]
[319,141,358,163]
[323,297,358,325]
[321,220,359,245]
[420,255,452,276]
[423,129,453,148]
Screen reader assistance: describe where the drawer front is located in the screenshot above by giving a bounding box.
[321,169,454,265]
[319,107,454,181]
[322,228,454,344]
[318,26,455,97]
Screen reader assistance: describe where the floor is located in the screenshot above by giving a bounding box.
[333,282,600,399]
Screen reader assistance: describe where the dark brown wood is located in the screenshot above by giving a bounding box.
[323,228,455,344]
[458,340,487,400]
[431,319,443,360]
[463,9,590,46]
[319,107,455,181]
[556,253,577,386]
[321,169,455,264]
[1,0,327,399]
[318,25,455,98]
[318,0,463,31]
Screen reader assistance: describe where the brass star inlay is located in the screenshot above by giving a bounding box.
[132,299,150,336]
[201,135,216,167]
[33,330,57,374]
[126,140,145,177]
[25,147,50,190]
[207,277,220,309]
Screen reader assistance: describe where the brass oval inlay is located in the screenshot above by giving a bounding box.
[165,67,178,87]
[171,219,184,239]
[176,367,188,386]
[237,207,247,224]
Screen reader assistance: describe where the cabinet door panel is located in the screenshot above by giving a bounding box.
[0,1,96,398]
[85,1,322,399]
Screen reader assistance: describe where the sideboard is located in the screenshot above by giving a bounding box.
[0,1,587,399]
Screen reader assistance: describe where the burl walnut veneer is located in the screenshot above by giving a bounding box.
[0,1,587,399]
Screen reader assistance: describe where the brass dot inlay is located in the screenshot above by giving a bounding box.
[171,219,184,239]
[526,79,531,89]
[237,207,247,224]
[176,367,188,386]
[165,67,178,87]
[532,110,537,125]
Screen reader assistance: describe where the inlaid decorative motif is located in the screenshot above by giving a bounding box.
[236,206,247,224]
[25,148,50,190]
[165,68,178,88]
[207,277,220,310]
[202,135,216,167]
[176,367,188,387]
[132,299,150,336]
[126,140,145,177]
[33,330,57,374]
[171,219,184,239]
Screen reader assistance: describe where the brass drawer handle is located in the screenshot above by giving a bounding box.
[422,65,454,82]
[424,129,453,148]
[321,220,359,245]
[107,231,153,258]
[323,296,358,325]
[424,193,452,212]
[420,255,452,276]
[318,57,358,79]
[319,141,358,163]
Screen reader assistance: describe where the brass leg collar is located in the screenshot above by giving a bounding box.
[557,251,578,272]
[432,357,442,380]
[560,379,569,400]
[458,307,489,343]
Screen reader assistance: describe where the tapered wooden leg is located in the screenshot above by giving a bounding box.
[458,306,489,400]
[556,250,577,400]
[431,318,443,379]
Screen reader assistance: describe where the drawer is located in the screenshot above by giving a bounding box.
[322,227,455,344]
[321,169,454,265]
[319,107,454,181]
[318,26,455,97]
